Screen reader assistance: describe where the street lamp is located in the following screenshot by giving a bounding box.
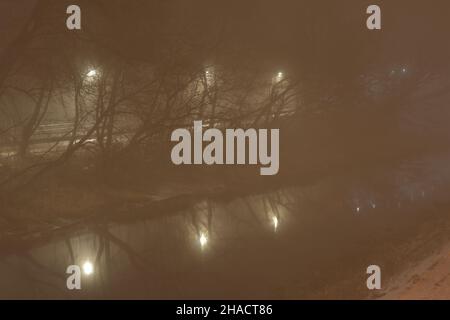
[85,69,99,82]
[86,69,97,77]
[205,67,214,86]
[274,71,284,84]
[86,69,98,80]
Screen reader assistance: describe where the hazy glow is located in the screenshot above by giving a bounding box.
[199,233,208,247]
[272,216,279,231]
[82,260,94,275]
[276,72,283,82]
[86,69,97,77]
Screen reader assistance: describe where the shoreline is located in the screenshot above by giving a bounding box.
[381,239,450,300]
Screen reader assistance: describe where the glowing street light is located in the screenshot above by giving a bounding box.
[87,70,96,77]
[204,67,214,86]
[272,71,285,85]
[86,69,98,80]
[82,260,94,275]
[275,72,284,82]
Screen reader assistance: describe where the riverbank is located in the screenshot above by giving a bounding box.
[381,234,450,299]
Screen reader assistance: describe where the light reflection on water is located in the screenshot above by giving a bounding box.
[0,154,449,299]
[82,261,94,276]
[199,232,208,248]
[272,216,279,232]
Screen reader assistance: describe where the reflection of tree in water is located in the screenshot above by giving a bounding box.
[0,190,296,297]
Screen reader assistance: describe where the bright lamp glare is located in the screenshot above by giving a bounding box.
[87,69,97,77]
[274,72,283,83]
